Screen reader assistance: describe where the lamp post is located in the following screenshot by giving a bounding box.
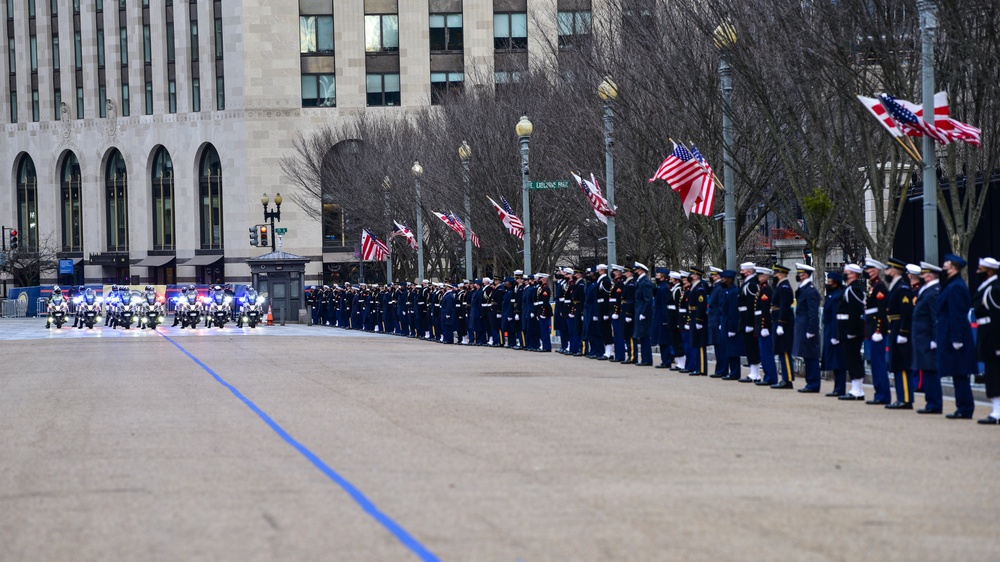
[714,23,737,271]
[918,0,938,263]
[516,115,533,273]
[383,176,392,283]
[598,77,618,267]
[261,192,282,252]
[411,161,425,281]
[459,141,473,281]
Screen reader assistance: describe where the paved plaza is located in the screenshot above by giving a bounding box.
[1,318,998,561]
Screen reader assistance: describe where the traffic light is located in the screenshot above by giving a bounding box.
[9,229,17,250]
[259,225,268,247]
[249,226,259,246]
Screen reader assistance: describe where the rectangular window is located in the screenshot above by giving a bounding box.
[73,0,79,13]
[216,76,224,110]
[95,0,101,11]
[32,90,39,122]
[300,16,334,54]
[145,81,153,114]
[76,87,83,118]
[97,29,105,68]
[190,21,198,61]
[495,70,525,92]
[99,86,106,117]
[429,13,462,52]
[192,78,200,112]
[121,83,129,116]
[52,35,59,70]
[431,71,463,104]
[30,36,38,72]
[50,0,57,15]
[301,74,335,107]
[215,18,223,58]
[494,13,528,50]
[366,73,400,107]
[365,14,399,53]
[558,10,592,48]
[166,23,175,62]
[143,25,151,64]
[53,88,61,120]
[9,91,16,123]
[168,79,176,113]
[8,38,15,73]
[75,31,82,69]
[28,0,35,17]
[120,27,128,66]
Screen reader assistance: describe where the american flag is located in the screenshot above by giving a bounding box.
[571,173,617,224]
[391,220,418,250]
[857,93,949,137]
[433,211,466,240]
[689,143,717,217]
[470,230,481,248]
[361,229,390,261]
[488,195,524,239]
[447,212,481,248]
[649,141,709,217]
[879,93,952,145]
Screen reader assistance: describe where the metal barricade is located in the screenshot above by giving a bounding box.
[37,298,50,316]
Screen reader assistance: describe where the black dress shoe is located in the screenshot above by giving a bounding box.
[636,362,653,367]
[669,367,683,372]
[797,388,820,393]
[609,358,620,363]
[688,371,703,376]
[771,381,794,389]
[865,399,890,405]
[721,374,741,381]
[754,380,772,386]
[885,402,913,410]
[738,377,754,383]
[824,391,843,397]
[709,373,726,378]
[655,364,670,369]
[945,412,973,419]
[572,352,583,357]
[838,394,865,401]
[596,356,609,361]
[977,416,1000,425]
[916,408,942,414]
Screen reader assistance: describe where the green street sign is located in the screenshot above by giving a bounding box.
[274,228,288,235]
[530,180,572,190]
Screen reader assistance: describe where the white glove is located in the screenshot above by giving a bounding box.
[930,340,937,350]
[830,338,840,345]
[872,332,883,343]
[625,317,633,323]
[612,313,619,320]
[806,332,815,339]
[530,313,535,318]
[696,323,704,330]
[515,314,519,321]
[847,334,857,339]
[684,325,691,331]
[639,315,646,321]
[896,335,907,344]
[593,316,598,321]
[728,332,736,337]
[745,326,753,333]
[953,342,963,350]
[995,350,999,356]
[776,326,784,336]
[496,314,502,319]
[603,316,609,320]
[568,314,574,318]
[760,328,770,338]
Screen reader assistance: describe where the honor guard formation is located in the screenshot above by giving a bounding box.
[305,255,1000,425]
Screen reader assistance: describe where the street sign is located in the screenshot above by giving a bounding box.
[529,180,572,190]
[274,228,288,235]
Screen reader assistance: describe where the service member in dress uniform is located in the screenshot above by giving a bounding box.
[838,263,868,400]
[973,257,1000,424]
[633,262,654,366]
[863,259,892,405]
[568,270,586,355]
[536,273,553,352]
[655,268,675,369]
[937,254,977,419]
[707,267,727,377]
[754,267,778,386]
[610,265,627,362]
[668,271,685,370]
[553,270,568,352]
[822,272,848,396]
[719,270,746,380]
[912,262,943,414]
[687,267,710,376]
[770,264,796,389]
[306,286,319,325]
[884,258,915,409]
[440,284,456,344]
[622,267,637,364]
[738,263,762,382]
[792,263,821,392]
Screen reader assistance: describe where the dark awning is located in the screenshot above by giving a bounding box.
[178,255,223,267]
[135,255,176,267]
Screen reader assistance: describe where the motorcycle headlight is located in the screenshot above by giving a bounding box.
[257,296,266,305]
[224,297,232,304]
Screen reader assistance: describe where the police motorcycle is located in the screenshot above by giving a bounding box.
[139,285,165,329]
[174,285,204,329]
[206,285,233,328]
[238,287,265,328]
[114,288,144,329]
[45,286,70,329]
[74,288,103,329]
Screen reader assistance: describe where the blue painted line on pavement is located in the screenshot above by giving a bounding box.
[156,331,440,562]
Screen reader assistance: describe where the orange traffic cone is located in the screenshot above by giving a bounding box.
[266,304,274,326]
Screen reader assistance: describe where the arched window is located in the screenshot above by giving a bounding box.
[151,147,174,250]
[105,149,129,252]
[16,155,39,252]
[199,145,223,249]
[60,152,83,252]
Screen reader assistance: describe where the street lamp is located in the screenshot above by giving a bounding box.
[917,0,938,263]
[598,77,618,267]
[383,176,392,283]
[516,115,533,273]
[714,23,737,271]
[459,141,473,281]
[411,160,425,281]
[261,192,282,252]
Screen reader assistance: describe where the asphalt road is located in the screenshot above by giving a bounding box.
[1,320,998,561]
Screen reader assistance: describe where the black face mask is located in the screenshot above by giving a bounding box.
[978,270,990,281]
